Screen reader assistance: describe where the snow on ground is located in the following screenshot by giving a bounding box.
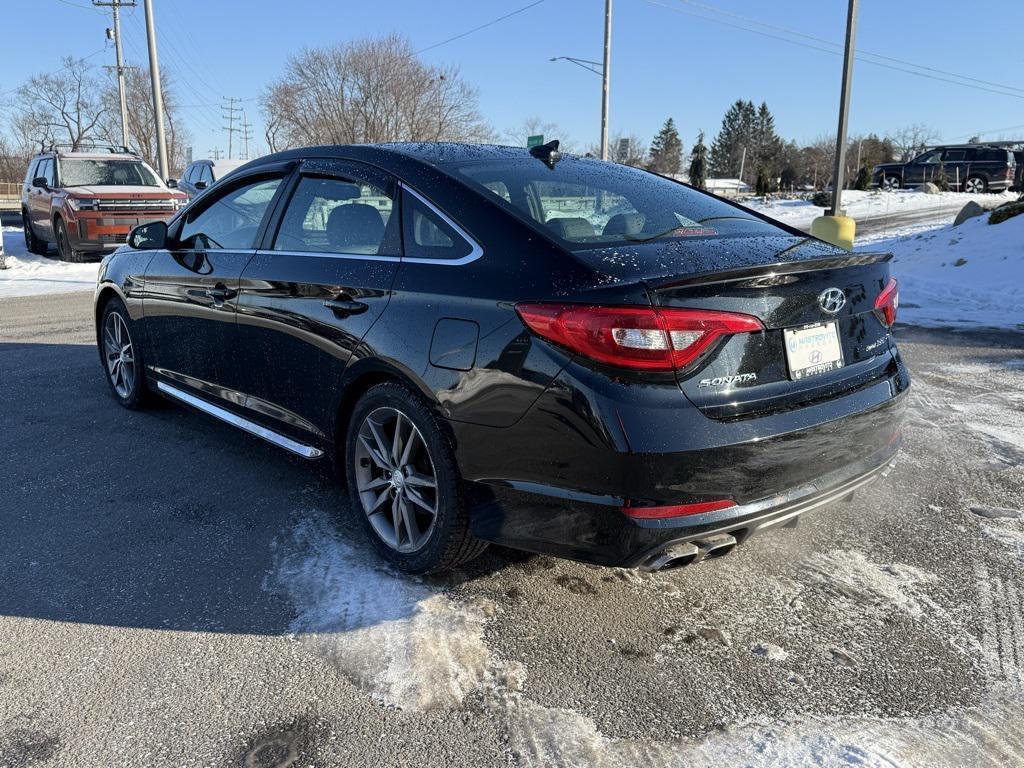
[746,189,1017,230]
[856,212,1024,330]
[0,226,100,298]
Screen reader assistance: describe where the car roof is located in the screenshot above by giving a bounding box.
[242,142,547,174]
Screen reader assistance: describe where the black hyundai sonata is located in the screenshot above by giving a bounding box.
[94,141,908,573]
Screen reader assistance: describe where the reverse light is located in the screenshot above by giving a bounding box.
[621,499,737,519]
[874,278,898,326]
[515,303,763,372]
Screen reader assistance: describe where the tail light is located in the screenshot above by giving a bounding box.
[621,498,736,519]
[874,278,898,326]
[515,303,763,372]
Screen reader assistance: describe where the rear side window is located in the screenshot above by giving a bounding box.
[977,149,1008,162]
[178,176,282,250]
[401,189,475,262]
[455,157,783,248]
[273,175,397,255]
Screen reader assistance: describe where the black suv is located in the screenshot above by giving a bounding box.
[872,144,1017,193]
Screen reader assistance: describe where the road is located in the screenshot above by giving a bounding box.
[2,292,1023,767]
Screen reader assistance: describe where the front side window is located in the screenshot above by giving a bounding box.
[273,175,397,255]
[178,176,282,250]
[944,150,966,162]
[455,157,782,248]
[39,159,55,185]
[914,151,942,165]
[59,159,162,187]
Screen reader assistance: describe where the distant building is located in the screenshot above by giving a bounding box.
[705,178,751,197]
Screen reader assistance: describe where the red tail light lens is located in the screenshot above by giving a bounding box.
[621,498,737,519]
[515,304,763,371]
[874,278,898,326]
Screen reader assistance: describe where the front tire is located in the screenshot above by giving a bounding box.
[99,297,151,409]
[344,382,486,574]
[964,176,987,194]
[881,175,900,191]
[55,218,88,263]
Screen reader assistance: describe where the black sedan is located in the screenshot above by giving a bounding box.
[94,142,909,573]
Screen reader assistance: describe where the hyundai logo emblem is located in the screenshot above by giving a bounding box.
[818,287,846,314]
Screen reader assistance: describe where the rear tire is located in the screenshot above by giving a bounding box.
[99,296,152,410]
[344,382,487,574]
[55,218,88,263]
[881,175,900,191]
[964,176,987,194]
[23,214,47,255]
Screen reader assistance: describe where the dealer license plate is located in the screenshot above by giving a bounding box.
[783,322,844,380]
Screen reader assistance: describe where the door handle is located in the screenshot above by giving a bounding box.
[204,284,237,303]
[324,296,368,316]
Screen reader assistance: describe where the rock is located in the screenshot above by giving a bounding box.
[970,505,1022,519]
[953,200,985,226]
[751,642,789,662]
[916,182,940,194]
[695,626,731,647]
[953,258,968,267]
[830,648,858,667]
[989,201,1024,225]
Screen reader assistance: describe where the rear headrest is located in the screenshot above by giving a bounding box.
[326,203,384,250]
[547,217,595,240]
[603,212,645,236]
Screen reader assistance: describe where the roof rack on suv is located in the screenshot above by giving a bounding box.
[926,140,1024,150]
[42,142,138,155]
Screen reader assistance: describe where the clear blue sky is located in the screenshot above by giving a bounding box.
[3,0,1023,160]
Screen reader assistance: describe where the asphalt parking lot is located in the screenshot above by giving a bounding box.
[2,291,1023,767]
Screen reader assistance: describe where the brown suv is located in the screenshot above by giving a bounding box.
[22,144,187,262]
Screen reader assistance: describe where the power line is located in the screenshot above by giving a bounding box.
[416,0,546,54]
[642,0,1024,102]
[222,97,242,159]
[672,0,1024,96]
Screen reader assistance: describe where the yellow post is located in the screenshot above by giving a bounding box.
[810,214,856,250]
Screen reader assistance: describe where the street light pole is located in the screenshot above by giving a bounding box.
[143,0,169,181]
[830,0,858,215]
[601,0,612,161]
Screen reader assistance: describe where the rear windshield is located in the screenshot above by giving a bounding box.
[59,158,162,188]
[453,157,783,248]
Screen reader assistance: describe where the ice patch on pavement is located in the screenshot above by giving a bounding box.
[266,511,493,710]
[799,550,938,619]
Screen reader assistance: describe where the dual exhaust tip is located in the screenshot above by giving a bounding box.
[642,533,738,571]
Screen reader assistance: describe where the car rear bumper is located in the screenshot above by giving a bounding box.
[457,354,909,568]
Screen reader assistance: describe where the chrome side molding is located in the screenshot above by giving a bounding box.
[156,381,324,459]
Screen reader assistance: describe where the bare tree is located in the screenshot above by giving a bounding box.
[588,131,648,166]
[502,117,575,152]
[0,132,32,183]
[98,66,191,173]
[13,57,108,151]
[261,35,492,148]
[887,123,938,162]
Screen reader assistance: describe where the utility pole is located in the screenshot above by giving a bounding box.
[829,0,858,215]
[600,0,612,161]
[738,146,747,189]
[222,97,242,160]
[94,0,136,149]
[240,111,253,161]
[142,0,169,180]
[209,147,222,161]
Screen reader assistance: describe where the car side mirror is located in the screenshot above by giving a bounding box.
[32,176,48,189]
[167,178,178,188]
[194,180,207,190]
[128,220,168,250]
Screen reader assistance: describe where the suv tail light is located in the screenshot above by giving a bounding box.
[874,278,898,326]
[515,303,763,371]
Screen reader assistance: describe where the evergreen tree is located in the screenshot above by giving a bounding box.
[752,102,783,177]
[710,99,756,178]
[854,165,870,191]
[689,131,708,190]
[933,162,949,191]
[647,117,683,175]
[755,167,771,196]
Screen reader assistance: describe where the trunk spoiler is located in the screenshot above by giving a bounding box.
[644,251,893,290]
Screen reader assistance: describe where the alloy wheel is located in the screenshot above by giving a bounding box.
[103,311,135,399]
[964,177,985,194]
[353,406,439,553]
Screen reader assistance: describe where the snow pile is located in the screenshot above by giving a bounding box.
[0,226,100,298]
[857,212,1024,329]
[746,189,1016,230]
[265,512,497,710]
